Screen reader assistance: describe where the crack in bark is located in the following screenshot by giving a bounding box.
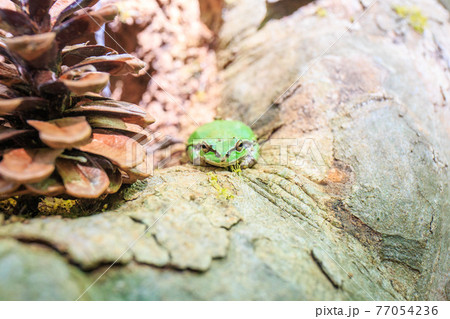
[429,214,434,235]
[9,237,88,272]
[311,249,342,289]
[128,215,173,263]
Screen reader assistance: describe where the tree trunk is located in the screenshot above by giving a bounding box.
[0,0,448,300]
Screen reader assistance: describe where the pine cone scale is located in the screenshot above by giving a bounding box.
[0,148,63,184]
[27,116,92,149]
[55,156,109,198]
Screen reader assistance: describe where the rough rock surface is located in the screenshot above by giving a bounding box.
[0,0,449,300]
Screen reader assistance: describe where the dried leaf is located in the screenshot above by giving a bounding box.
[0,148,63,183]
[73,54,146,76]
[28,116,92,149]
[55,157,109,198]
[78,132,145,170]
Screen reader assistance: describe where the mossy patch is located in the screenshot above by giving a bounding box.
[38,197,78,216]
[393,5,427,33]
[37,196,110,218]
[0,197,17,215]
[0,195,111,219]
[121,180,148,201]
[207,172,234,200]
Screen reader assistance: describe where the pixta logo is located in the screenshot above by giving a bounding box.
[125,130,161,178]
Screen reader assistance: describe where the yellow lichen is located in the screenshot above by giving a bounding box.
[0,197,17,214]
[207,172,234,200]
[316,7,328,18]
[393,5,427,33]
[38,197,77,215]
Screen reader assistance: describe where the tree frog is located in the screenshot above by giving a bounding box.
[187,120,260,168]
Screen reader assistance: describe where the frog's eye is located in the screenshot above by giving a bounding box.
[201,143,210,152]
[235,140,244,152]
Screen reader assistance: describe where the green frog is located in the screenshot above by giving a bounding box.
[187,120,260,168]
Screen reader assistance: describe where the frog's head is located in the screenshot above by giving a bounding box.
[189,138,257,167]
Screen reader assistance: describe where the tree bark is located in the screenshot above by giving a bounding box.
[0,0,448,300]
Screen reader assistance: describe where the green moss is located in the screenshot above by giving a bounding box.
[0,197,17,215]
[0,196,42,218]
[393,5,427,33]
[1,193,117,218]
[38,197,78,215]
[37,196,109,218]
[207,172,234,200]
[121,180,148,201]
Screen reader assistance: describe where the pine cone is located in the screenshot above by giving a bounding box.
[0,0,154,199]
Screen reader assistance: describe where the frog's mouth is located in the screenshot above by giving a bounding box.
[204,157,239,167]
